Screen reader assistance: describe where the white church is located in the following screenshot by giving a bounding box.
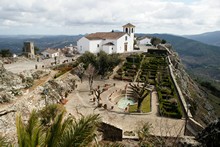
[77,23,135,54]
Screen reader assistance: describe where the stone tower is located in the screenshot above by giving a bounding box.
[23,41,35,59]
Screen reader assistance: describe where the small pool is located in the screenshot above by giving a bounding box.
[117,97,135,109]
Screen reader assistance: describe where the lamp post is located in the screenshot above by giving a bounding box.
[184,104,191,135]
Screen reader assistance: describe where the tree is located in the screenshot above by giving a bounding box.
[161,39,167,44]
[16,110,43,147]
[150,37,161,47]
[85,64,96,91]
[38,104,66,126]
[196,118,220,146]
[0,135,11,147]
[97,51,121,77]
[128,80,150,112]
[15,104,101,147]
[137,122,152,146]
[93,85,105,108]
[0,49,13,57]
[97,51,109,77]
[77,51,97,68]
[34,46,40,54]
[75,63,85,82]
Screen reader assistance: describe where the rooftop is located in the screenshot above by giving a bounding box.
[122,23,135,28]
[103,42,115,46]
[85,32,126,40]
[42,48,59,54]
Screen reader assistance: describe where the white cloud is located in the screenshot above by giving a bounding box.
[0,0,219,35]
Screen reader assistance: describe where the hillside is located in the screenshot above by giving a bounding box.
[1,34,220,81]
[141,34,220,81]
[0,35,82,54]
[184,31,220,47]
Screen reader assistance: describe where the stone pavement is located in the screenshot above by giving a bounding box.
[65,78,185,138]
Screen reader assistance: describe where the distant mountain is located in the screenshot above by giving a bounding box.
[184,31,220,47]
[137,33,220,81]
[1,33,220,81]
[0,35,83,54]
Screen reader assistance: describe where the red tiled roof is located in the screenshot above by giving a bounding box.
[85,32,126,40]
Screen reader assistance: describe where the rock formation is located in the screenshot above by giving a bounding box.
[167,45,217,126]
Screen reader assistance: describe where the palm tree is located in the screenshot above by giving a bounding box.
[0,135,11,147]
[16,110,43,147]
[58,114,100,147]
[128,81,150,112]
[15,104,101,147]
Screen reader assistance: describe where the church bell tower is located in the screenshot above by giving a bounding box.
[123,23,135,50]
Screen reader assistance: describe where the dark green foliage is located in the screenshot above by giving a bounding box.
[161,39,167,44]
[115,52,182,118]
[114,54,141,81]
[150,37,161,46]
[15,104,101,147]
[77,51,121,77]
[0,135,11,147]
[0,49,12,57]
[200,81,220,98]
[148,33,220,81]
[34,46,39,54]
[139,53,182,118]
[77,51,97,68]
[196,118,220,146]
[38,104,65,126]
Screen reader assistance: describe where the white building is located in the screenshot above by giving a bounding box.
[138,36,152,45]
[41,48,60,58]
[77,23,135,54]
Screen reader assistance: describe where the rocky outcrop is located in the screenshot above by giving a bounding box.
[42,73,77,104]
[196,118,220,146]
[0,60,51,104]
[167,45,217,126]
[0,66,76,143]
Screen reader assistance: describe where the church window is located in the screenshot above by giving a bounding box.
[131,28,134,33]
[97,44,99,47]
[125,36,127,41]
[125,28,128,33]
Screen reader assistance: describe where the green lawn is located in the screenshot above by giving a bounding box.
[129,94,151,113]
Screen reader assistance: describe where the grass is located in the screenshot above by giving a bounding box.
[129,94,151,113]
[54,66,72,79]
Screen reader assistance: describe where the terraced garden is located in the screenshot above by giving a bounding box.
[114,54,143,82]
[114,53,182,118]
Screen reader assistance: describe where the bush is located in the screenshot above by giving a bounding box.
[122,76,133,82]
[114,74,122,80]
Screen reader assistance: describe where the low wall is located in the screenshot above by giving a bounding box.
[98,122,123,141]
[167,56,204,135]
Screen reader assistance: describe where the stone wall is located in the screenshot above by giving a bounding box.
[98,122,122,141]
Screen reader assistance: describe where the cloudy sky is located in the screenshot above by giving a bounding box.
[0,0,219,35]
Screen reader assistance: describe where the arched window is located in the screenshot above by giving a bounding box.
[131,28,134,33]
[125,28,128,33]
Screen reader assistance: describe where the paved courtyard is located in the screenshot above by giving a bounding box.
[65,78,185,138]
[4,56,77,73]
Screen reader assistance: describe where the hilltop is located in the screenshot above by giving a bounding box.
[138,33,220,81]
[184,31,220,47]
[0,35,82,54]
